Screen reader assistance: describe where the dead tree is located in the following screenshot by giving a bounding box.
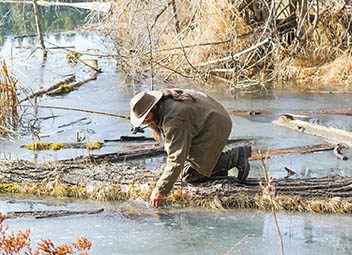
[33,0,47,60]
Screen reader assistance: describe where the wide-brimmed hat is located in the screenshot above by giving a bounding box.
[130,91,163,127]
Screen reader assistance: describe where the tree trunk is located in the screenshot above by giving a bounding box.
[33,0,47,60]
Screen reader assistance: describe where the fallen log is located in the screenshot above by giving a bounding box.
[20,75,76,102]
[227,108,352,117]
[47,60,99,96]
[1,158,352,213]
[273,115,352,147]
[62,142,335,164]
[5,208,104,219]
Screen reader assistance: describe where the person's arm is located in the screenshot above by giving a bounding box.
[150,118,192,207]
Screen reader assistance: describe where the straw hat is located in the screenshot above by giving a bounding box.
[130,91,163,127]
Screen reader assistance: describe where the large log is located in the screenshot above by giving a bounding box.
[273,115,352,147]
[0,157,351,213]
[60,142,334,164]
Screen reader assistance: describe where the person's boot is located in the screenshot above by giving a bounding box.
[236,145,251,182]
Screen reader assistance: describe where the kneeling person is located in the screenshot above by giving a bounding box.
[130,89,251,208]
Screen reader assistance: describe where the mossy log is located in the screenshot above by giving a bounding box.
[46,72,98,96]
[0,142,351,214]
[20,75,76,102]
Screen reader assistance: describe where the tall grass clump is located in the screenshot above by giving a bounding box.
[101,0,352,94]
[0,61,19,136]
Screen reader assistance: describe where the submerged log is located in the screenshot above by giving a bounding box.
[273,115,352,147]
[5,208,104,219]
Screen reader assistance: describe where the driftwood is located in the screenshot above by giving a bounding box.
[5,208,104,219]
[273,115,352,147]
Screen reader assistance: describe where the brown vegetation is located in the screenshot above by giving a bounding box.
[102,0,352,94]
[0,61,19,136]
[0,213,92,255]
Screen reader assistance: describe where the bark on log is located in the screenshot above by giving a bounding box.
[273,115,352,147]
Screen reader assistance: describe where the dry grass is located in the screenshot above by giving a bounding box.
[101,0,352,93]
[2,180,352,214]
[0,61,19,135]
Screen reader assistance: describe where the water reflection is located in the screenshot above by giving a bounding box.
[0,3,90,45]
[1,198,352,255]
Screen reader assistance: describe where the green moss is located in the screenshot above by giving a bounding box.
[58,84,75,92]
[0,183,20,193]
[21,142,64,151]
[66,51,82,63]
[86,141,103,150]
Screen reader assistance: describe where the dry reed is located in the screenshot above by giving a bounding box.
[100,0,352,94]
[0,61,19,136]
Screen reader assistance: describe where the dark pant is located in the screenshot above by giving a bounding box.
[180,146,243,183]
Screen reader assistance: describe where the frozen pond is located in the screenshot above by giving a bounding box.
[0,4,352,255]
[1,197,352,255]
[0,26,351,178]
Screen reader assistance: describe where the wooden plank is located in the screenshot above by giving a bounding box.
[273,115,352,147]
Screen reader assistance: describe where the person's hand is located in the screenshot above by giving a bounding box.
[150,190,163,208]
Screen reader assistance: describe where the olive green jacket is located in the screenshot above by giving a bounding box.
[154,90,232,195]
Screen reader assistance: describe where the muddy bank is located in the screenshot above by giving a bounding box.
[1,157,352,214]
